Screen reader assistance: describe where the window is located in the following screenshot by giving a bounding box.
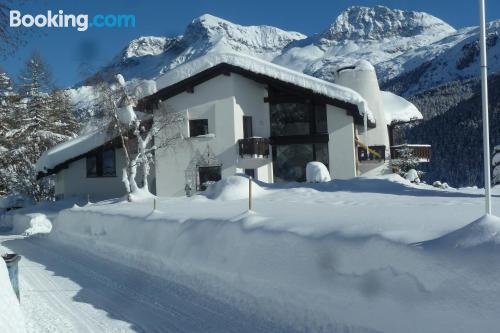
[271,103,310,136]
[198,166,221,191]
[243,116,253,138]
[314,104,328,134]
[270,102,327,136]
[86,148,116,178]
[273,143,329,183]
[189,119,209,137]
[86,154,98,177]
[102,149,116,176]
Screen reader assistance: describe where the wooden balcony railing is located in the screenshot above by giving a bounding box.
[390,144,432,162]
[238,137,270,157]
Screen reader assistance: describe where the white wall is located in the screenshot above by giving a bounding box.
[327,105,356,179]
[335,63,390,150]
[154,73,273,197]
[155,75,238,197]
[55,148,128,201]
[231,74,273,182]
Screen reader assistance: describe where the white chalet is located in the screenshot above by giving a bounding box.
[36,52,429,200]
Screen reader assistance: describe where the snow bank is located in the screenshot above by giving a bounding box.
[424,214,500,248]
[306,162,331,183]
[4,213,53,236]
[0,260,26,333]
[204,175,266,200]
[155,52,375,123]
[380,91,422,124]
[6,176,500,331]
[44,191,500,332]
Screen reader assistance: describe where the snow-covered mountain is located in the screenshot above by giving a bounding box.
[83,14,306,85]
[78,6,500,98]
[275,5,456,81]
[381,22,500,95]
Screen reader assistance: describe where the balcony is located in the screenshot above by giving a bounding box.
[237,137,271,169]
[390,144,432,162]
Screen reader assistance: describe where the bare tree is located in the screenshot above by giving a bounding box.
[92,75,185,200]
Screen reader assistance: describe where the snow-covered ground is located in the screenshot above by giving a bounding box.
[2,174,500,332]
[0,234,300,333]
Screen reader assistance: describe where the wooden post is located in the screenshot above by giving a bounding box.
[153,197,156,211]
[248,176,252,211]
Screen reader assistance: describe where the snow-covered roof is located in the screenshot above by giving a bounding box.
[35,128,111,174]
[154,52,375,123]
[380,91,422,124]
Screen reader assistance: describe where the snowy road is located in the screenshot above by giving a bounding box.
[0,234,298,333]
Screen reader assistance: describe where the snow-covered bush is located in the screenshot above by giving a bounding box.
[306,162,331,183]
[392,146,425,182]
[405,169,420,183]
[392,146,420,173]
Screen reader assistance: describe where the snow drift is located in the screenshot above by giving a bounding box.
[423,214,500,248]
[204,175,266,200]
[2,213,53,236]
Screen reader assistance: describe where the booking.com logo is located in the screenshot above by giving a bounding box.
[10,10,136,32]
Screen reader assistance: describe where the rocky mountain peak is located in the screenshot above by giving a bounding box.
[182,13,306,58]
[321,5,455,41]
[119,36,175,60]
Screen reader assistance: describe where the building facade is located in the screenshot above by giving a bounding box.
[36,53,428,200]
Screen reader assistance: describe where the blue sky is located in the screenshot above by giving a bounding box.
[3,0,499,87]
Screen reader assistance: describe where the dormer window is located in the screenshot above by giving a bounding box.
[189,119,209,137]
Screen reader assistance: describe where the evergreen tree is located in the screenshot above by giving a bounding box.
[391,146,421,176]
[0,66,13,139]
[0,67,15,195]
[0,52,80,201]
[17,51,53,139]
[48,89,80,137]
